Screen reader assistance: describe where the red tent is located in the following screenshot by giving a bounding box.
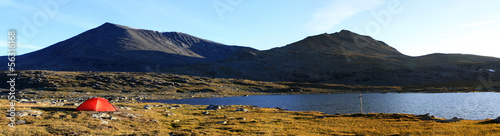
[76,97,117,111]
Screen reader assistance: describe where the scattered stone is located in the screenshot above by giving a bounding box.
[436,117,462,123]
[100,119,109,124]
[153,119,160,124]
[16,119,27,125]
[52,102,65,106]
[243,95,249,97]
[202,111,209,115]
[125,113,137,118]
[317,116,326,119]
[216,121,227,124]
[69,132,78,135]
[168,107,177,110]
[167,113,177,117]
[110,116,119,120]
[19,99,29,103]
[275,107,287,111]
[15,111,29,117]
[235,108,249,112]
[30,110,44,116]
[237,117,246,120]
[172,105,182,107]
[173,120,180,123]
[64,103,79,106]
[144,105,152,110]
[120,107,133,110]
[206,105,223,110]
[91,113,111,119]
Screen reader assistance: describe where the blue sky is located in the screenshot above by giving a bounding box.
[1,0,500,58]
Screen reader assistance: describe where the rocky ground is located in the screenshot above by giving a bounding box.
[2,99,500,135]
[1,70,500,135]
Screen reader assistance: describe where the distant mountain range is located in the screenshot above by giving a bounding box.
[3,22,499,86]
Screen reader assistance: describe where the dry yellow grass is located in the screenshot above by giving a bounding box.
[2,99,500,135]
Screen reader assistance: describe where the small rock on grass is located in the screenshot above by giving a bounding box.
[216,121,227,124]
[16,119,27,125]
[167,113,177,117]
[110,116,119,120]
[92,113,111,119]
[100,119,109,124]
[120,107,132,110]
[202,111,209,115]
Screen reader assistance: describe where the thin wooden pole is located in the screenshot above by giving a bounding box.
[359,94,363,114]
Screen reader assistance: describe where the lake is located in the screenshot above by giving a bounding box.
[145,92,500,120]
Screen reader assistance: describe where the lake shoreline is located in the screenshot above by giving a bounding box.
[2,99,500,135]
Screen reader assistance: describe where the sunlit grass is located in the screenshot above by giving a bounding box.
[2,99,500,135]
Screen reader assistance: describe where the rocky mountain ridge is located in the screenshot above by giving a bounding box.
[2,23,499,87]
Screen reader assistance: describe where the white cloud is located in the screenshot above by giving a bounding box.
[306,0,385,33]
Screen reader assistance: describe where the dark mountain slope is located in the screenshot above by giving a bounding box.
[2,23,498,87]
[8,22,250,71]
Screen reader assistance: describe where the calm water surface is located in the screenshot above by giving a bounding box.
[146,92,500,120]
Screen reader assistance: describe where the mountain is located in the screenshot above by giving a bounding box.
[2,23,499,87]
[9,22,252,71]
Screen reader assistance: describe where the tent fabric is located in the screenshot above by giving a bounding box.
[76,97,117,111]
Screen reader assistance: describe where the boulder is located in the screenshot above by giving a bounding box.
[206,105,223,110]
[436,117,462,123]
[202,111,209,115]
[235,108,249,112]
[143,105,152,110]
[493,116,500,123]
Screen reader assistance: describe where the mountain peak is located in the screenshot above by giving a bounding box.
[96,22,136,31]
[281,30,405,57]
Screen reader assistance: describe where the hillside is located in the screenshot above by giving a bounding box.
[1,23,499,86]
[7,22,251,71]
